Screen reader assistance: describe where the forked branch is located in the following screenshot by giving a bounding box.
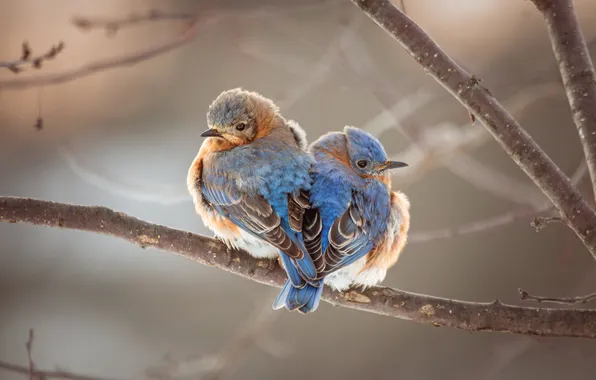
[530,0,596,201]
[349,0,596,263]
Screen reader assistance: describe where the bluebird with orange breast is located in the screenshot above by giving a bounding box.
[274,126,410,313]
[187,88,319,298]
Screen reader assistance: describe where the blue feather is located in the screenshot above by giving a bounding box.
[272,280,323,313]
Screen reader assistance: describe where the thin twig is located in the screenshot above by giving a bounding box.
[350,0,596,262]
[0,330,119,380]
[26,329,34,380]
[530,0,596,201]
[0,41,65,73]
[0,360,120,380]
[0,11,215,91]
[145,292,281,380]
[447,153,545,208]
[71,9,196,36]
[410,150,588,243]
[531,216,564,232]
[519,289,596,305]
[2,197,596,338]
[409,206,544,243]
[399,0,406,14]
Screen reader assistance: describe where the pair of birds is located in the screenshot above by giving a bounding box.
[187,88,410,314]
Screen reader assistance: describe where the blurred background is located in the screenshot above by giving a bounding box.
[1,0,596,379]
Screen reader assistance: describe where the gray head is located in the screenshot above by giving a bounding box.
[202,88,280,146]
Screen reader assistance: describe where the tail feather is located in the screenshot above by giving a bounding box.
[298,283,323,314]
[272,279,323,314]
[293,254,317,282]
[279,253,306,288]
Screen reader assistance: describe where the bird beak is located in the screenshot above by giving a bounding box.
[378,160,408,170]
[200,128,222,138]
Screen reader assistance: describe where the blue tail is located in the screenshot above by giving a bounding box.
[293,253,317,282]
[286,235,317,282]
[272,279,323,314]
[279,253,306,287]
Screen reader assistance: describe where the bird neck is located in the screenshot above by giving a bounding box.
[254,114,282,140]
[199,136,236,154]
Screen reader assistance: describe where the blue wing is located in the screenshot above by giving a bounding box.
[318,199,375,278]
[273,203,325,313]
[201,175,317,283]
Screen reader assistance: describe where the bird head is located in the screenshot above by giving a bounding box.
[201,88,280,146]
[344,126,408,180]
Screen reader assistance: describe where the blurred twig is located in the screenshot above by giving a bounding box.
[448,153,545,208]
[145,292,283,380]
[410,160,587,243]
[530,0,596,202]
[2,197,596,338]
[71,10,196,36]
[0,329,118,380]
[390,82,561,191]
[531,215,564,231]
[519,289,596,305]
[26,329,34,380]
[0,41,65,73]
[0,10,216,91]
[58,143,190,205]
[409,206,544,243]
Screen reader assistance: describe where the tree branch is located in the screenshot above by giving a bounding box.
[530,0,596,201]
[0,11,212,91]
[519,288,596,305]
[349,0,596,262]
[2,197,596,338]
[0,41,65,73]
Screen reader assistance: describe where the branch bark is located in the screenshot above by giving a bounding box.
[530,0,596,201]
[350,0,596,262]
[2,197,596,339]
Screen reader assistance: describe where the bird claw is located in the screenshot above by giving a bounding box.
[265,258,277,274]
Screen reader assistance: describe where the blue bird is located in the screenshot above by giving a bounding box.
[187,88,319,297]
[273,126,411,313]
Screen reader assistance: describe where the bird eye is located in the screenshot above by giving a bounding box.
[235,122,247,131]
[356,160,368,169]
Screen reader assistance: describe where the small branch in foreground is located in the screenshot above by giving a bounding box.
[72,9,195,36]
[146,293,281,380]
[531,216,564,232]
[410,155,587,243]
[350,0,596,262]
[519,288,596,305]
[0,329,117,380]
[0,10,217,91]
[0,360,118,380]
[530,0,596,202]
[2,197,596,338]
[26,329,34,380]
[409,206,544,243]
[0,41,65,73]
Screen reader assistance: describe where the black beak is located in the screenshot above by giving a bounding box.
[200,128,222,138]
[380,160,408,170]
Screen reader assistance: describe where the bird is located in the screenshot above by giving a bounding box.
[187,88,320,299]
[273,126,410,313]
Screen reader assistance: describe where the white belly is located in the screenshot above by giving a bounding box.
[324,256,388,291]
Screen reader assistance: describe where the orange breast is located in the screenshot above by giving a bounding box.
[362,191,410,271]
[187,141,240,240]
